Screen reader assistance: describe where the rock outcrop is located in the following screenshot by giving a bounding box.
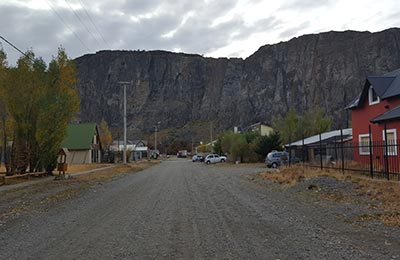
[74,28,400,139]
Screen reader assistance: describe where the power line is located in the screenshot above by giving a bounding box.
[45,0,91,52]
[78,0,111,49]
[64,0,103,49]
[0,35,35,63]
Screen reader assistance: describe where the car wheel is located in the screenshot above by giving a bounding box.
[220,159,225,162]
[272,162,278,168]
[206,160,211,165]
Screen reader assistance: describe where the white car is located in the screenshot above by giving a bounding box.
[204,154,227,164]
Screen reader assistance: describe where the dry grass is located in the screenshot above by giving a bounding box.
[0,163,109,175]
[217,162,265,168]
[73,161,157,182]
[258,165,348,186]
[0,160,159,222]
[258,165,400,227]
[66,163,112,174]
[352,177,400,226]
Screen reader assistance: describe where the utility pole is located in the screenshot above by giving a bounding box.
[118,81,131,164]
[210,121,213,143]
[154,121,161,153]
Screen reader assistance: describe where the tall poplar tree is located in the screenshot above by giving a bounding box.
[35,48,79,172]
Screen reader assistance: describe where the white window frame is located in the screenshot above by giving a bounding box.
[368,86,380,105]
[359,134,371,155]
[382,129,397,156]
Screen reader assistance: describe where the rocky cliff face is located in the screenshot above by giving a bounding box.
[74,28,400,140]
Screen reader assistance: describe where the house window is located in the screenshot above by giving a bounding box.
[368,86,380,105]
[382,129,397,156]
[359,134,371,155]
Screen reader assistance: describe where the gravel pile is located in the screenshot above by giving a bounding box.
[289,175,354,194]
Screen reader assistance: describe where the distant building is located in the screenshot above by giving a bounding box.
[285,128,352,161]
[243,122,274,136]
[109,139,148,160]
[61,123,102,164]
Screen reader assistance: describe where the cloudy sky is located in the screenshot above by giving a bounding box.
[0,0,399,65]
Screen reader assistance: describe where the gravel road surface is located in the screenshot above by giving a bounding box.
[1,158,399,259]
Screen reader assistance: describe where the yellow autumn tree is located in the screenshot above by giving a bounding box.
[99,118,112,151]
[35,48,79,172]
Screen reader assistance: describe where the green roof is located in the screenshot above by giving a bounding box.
[61,123,97,150]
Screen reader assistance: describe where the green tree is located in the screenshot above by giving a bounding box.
[273,108,299,144]
[274,107,331,144]
[0,48,8,169]
[220,131,253,162]
[254,132,282,158]
[212,138,222,154]
[3,51,44,173]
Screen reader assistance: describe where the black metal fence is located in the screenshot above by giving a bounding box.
[288,128,400,181]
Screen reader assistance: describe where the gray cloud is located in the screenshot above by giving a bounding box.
[0,0,397,66]
[0,4,68,64]
[280,0,335,11]
[0,0,244,64]
[279,21,311,39]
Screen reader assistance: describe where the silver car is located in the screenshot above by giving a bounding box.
[204,154,227,164]
[265,151,288,168]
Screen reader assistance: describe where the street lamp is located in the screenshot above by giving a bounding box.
[118,81,131,164]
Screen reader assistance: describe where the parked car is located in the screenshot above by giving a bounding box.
[204,154,227,164]
[265,151,300,168]
[177,150,188,158]
[192,154,204,162]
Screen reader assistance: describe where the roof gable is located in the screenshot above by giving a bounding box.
[382,76,400,99]
[346,68,400,109]
[61,123,98,150]
[367,76,395,97]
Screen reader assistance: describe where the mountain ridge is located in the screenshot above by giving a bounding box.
[74,27,400,142]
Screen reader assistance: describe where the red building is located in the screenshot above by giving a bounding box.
[347,68,400,171]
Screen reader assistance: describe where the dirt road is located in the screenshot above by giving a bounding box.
[1,158,399,259]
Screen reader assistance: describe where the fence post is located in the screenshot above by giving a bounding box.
[319,133,323,170]
[368,125,373,178]
[384,122,389,180]
[341,129,345,174]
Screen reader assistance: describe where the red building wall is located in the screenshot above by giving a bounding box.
[352,97,400,171]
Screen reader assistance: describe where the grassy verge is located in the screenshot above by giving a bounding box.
[258,165,400,227]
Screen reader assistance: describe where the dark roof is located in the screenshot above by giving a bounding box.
[61,123,98,150]
[367,76,395,97]
[346,68,400,109]
[345,93,361,109]
[370,105,400,123]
